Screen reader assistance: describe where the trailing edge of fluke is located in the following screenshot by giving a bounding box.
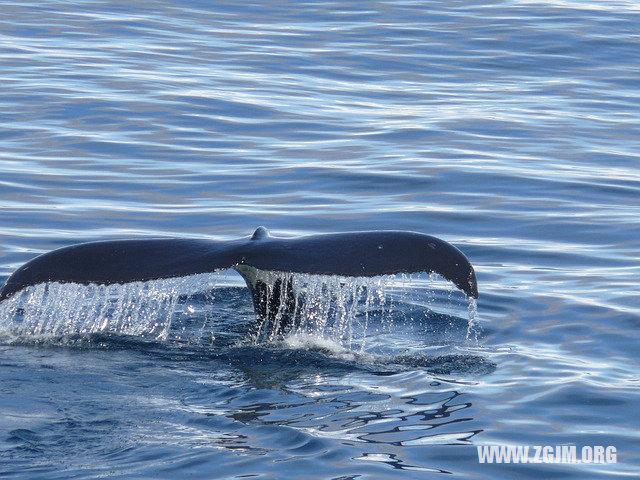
[0,227,478,303]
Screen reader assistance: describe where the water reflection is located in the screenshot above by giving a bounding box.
[355,453,451,474]
[223,373,481,450]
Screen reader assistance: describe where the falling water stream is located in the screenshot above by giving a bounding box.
[0,270,477,352]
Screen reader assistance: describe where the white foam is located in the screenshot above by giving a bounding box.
[282,332,361,362]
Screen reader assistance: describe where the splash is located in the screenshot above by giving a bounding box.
[0,269,478,349]
[246,269,477,351]
[0,273,222,342]
[246,269,395,350]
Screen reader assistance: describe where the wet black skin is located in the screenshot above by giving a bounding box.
[0,227,478,328]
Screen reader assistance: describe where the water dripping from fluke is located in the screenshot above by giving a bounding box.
[0,273,222,344]
[0,269,481,356]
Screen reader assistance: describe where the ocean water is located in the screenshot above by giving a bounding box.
[1,1,639,478]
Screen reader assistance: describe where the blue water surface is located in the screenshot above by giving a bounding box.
[1,1,639,478]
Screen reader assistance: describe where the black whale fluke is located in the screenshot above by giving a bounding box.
[0,228,478,304]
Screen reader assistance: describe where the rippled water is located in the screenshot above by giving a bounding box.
[1,1,639,478]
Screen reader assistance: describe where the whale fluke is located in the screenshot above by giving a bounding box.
[0,228,478,307]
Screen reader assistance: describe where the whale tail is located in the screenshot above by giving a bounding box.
[0,227,478,327]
